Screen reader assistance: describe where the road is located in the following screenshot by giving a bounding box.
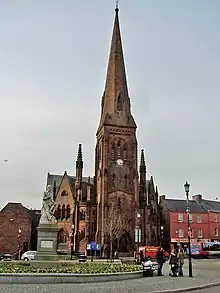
[0,259,220,293]
[191,287,220,293]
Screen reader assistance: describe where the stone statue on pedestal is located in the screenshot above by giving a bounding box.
[39,185,56,224]
[35,185,59,261]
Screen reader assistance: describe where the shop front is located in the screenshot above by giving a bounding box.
[170,238,210,253]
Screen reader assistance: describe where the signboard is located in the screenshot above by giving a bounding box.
[41,240,53,248]
[171,238,189,243]
[87,242,100,251]
[135,229,141,243]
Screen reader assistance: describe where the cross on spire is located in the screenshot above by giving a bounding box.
[115,0,119,11]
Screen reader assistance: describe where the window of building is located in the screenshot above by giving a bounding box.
[189,214,193,222]
[57,228,68,244]
[214,213,217,222]
[178,229,184,238]
[198,228,203,238]
[79,210,86,221]
[61,190,68,196]
[215,228,218,237]
[178,213,183,222]
[66,205,71,220]
[61,204,66,220]
[197,213,202,223]
[56,205,61,220]
[191,229,194,238]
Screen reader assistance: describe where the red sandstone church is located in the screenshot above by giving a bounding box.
[47,6,160,255]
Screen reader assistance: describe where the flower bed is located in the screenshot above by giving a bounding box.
[0,262,140,274]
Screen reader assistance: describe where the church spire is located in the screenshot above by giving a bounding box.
[97,6,136,133]
[140,149,146,173]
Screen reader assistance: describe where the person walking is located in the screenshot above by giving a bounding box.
[156,246,165,276]
[169,249,178,277]
[177,247,184,276]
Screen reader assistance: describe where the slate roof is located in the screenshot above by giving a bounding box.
[164,199,206,213]
[201,199,220,212]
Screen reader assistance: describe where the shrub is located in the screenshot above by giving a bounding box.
[0,263,140,274]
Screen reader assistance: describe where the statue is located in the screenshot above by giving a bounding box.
[39,185,56,224]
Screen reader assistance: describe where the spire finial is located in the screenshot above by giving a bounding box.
[115,0,119,12]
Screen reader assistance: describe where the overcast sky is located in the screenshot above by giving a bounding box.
[0,0,219,209]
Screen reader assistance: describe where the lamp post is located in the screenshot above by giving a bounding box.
[18,228,22,260]
[71,224,74,260]
[137,213,141,249]
[184,181,193,277]
[160,226,164,246]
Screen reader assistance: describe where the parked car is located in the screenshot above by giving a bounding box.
[1,254,12,261]
[21,251,37,261]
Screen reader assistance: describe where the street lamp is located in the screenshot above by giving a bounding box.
[71,224,74,260]
[137,213,141,259]
[18,228,22,260]
[160,226,164,246]
[184,181,193,277]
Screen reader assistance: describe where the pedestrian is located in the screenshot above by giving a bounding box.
[156,246,165,276]
[169,249,178,277]
[177,247,184,276]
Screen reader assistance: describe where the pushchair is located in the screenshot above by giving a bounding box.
[169,262,179,277]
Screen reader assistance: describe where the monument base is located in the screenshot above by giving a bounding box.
[35,223,59,261]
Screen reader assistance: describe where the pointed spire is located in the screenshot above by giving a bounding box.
[140,149,146,173]
[97,6,136,132]
[76,144,83,169]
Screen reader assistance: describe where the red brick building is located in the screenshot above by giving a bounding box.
[46,6,160,255]
[160,194,220,252]
[192,194,220,242]
[0,203,40,256]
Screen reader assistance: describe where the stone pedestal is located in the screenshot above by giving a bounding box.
[35,223,59,261]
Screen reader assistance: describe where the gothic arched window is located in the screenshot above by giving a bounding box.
[116,141,121,158]
[124,174,128,189]
[56,204,61,220]
[117,93,123,111]
[57,228,68,244]
[61,204,66,220]
[61,190,68,196]
[112,173,116,189]
[66,205,71,220]
[123,146,127,160]
[111,143,116,161]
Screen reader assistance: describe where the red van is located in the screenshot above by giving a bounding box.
[135,246,169,260]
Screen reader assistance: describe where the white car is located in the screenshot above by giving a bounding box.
[21,251,37,261]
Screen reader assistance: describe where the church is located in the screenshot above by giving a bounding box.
[46,6,161,255]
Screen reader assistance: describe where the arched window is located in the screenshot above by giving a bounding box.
[123,146,127,160]
[116,141,121,158]
[117,93,123,111]
[66,205,71,220]
[79,210,86,220]
[112,173,116,189]
[124,174,128,189]
[118,197,121,209]
[56,205,61,220]
[111,142,116,161]
[61,190,68,196]
[57,228,68,244]
[61,204,66,220]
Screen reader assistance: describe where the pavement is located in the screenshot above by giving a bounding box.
[0,259,220,292]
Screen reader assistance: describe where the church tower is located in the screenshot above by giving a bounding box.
[95,6,139,252]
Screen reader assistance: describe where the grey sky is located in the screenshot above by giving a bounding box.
[0,0,219,209]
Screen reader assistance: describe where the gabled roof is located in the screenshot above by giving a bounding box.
[201,199,220,212]
[46,173,93,201]
[163,198,206,213]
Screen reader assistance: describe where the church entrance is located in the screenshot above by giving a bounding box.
[116,231,133,253]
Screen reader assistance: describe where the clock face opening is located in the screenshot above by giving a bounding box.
[116,159,123,166]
